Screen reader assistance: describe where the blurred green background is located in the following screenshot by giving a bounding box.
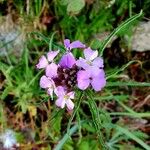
[0,0,150,149]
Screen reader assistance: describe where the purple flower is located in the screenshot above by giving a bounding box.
[55,86,74,110]
[77,69,106,91]
[76,47,104,70]
[36,50,59,78]
[64,39,86,51]
[59,39,86,68]
[59,52,76,68]
[40,75,56,98]
[36,50,59,69]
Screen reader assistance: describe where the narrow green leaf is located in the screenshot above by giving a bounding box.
[99,10,143,56]
[106,81,150,87]
[110,112,150,118]
[54,124,78,150]
[87,90,108,150]
[67,91,83,133]
[106,60,142,80]
[115,125,150,150]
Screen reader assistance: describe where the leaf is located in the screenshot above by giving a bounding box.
[86,90,108,149]
[99,10,143,56]
[67,0,85,14]
[54,124,78,150]
[115,125,150,150]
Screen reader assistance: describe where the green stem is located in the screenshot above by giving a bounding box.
[87,90,108,150]
[67,91,83,133]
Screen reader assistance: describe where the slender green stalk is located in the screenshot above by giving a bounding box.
[87,90,108,150]
[106,81,150,87]
[114,125,150,150]
[67,91,83,133]
[109,112,150,118]
[54,124,78,150]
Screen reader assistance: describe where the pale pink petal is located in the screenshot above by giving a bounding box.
[84,47,98,61]
[91,70,106,91]
[59,52,76,68]
[66,99,74,110]
[55,97,65,109]
[92,57,104,68]
[69,40,85,50]
[64,39,70,49]
[67,91,75,99]
[47,50,59,62]
[77,70,90,90]
[40,75,52,89]
[76,57,89,69]
[36,55,48,69]
[46,63,58,78]
[54,86,65,97]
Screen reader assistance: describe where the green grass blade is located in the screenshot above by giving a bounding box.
[109,112,150,118]
[106,60,142,80]
[115,125,150,150]
[49,31,58,51]
[106,81,150,87]
[99,10,143,56]
[54,124,79,150]
[67,91,83,133]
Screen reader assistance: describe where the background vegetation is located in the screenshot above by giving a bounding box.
[0,0,150,149]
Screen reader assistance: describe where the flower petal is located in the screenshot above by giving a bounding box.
[84,47,98,61]
[59,52,76,68]
[92,57,104,68]
[87,66,101,77]
[77,70,90,90]
[91,70,106,91]
[66,99,74,110]
[64,39,70,49]
[40,75,52,89]
[67,91,75,99]
[47,50,59,62]
[54,86,65,97]
[55,97,65,109]
[36,55,48,69]
[69,40,85,50]
[46,63,58,78]
[76,57,89,69]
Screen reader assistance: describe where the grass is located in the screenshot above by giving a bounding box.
[0,0,150,149]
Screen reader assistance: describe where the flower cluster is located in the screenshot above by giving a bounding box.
[36,39,106,110]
